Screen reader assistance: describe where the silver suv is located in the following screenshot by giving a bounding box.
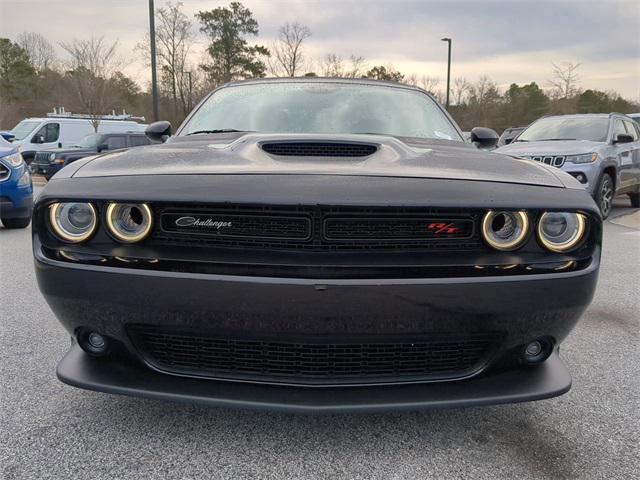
[495,113,640,218]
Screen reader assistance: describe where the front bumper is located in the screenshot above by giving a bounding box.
[31,162,60,178]
[36,243,599,411]
[58,343,571,413]
[0,183,33,219]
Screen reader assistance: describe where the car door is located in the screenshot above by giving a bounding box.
[622,119,640,191]
[31,122,61,151]
[611,119,634,192]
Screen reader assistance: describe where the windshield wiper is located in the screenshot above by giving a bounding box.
[513,139,528,142]
[186,129,249,136]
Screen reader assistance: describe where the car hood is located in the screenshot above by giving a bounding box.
[48,147,96,156]
[495,139,603,157]
[70,133,567,188]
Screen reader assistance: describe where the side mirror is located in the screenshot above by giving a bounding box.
[33,134,45,144]
[0,131,15,142]
[97,143,108,152]
[614,133,634,144]
[145,121,172,143]
[470,127,499,149]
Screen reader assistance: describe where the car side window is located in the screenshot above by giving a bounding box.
[129,136,150,147]
[623,121,639,141]
[33,123,60,143]
[106,136,126,149]
[612,120,626,141]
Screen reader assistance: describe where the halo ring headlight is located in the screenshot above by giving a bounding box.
[49,202,97,243]
[537,212,586,252]
[481,210,529,251]
[105,203,153,243]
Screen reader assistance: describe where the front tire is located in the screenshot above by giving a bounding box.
[596,173,614,219]
[629,192,640,208]
[1,217,31,229]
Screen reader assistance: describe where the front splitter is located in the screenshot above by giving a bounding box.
[57,345,571,413]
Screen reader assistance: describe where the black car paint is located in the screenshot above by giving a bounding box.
[33,79,602,412]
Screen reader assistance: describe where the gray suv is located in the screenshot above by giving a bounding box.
[495,113,640,218]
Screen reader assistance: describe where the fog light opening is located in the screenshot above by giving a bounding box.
[522,338,553,364]
[79,330,109,356]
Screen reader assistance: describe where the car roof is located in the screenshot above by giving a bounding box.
[221,76,428,94]
[539,113,636,121]
[18,117,142,124]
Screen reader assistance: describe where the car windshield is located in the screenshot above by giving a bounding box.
[75,133,102,148]
[180,82,462,141]
[517,117,609,142]
[10,120,41,141]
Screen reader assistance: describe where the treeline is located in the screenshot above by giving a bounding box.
[1,1,637,132]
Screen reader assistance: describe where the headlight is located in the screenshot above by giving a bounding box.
[49,202,97,243]
[105,203,153,243]
[17,169,31,186]
[481,210,529,251]
[2,152,24,167]
[566,153,597,164]
[537,212,587,252]
[49,153,56,162]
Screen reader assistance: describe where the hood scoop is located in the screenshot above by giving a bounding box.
[260,141,378,157]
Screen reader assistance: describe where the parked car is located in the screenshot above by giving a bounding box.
[0,136,33,228]
[34,78,601,412]
[495,113,640,218]
[0,131,15,142]
[497,126,526,147]
[9,110,146,164]
[31,132,151,180]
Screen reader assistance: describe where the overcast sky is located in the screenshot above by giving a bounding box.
[1,0,638,99]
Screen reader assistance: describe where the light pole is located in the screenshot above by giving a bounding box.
[149,0,159,121]
[441,37,452,109]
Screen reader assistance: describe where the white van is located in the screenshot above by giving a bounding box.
[10,111,147,163]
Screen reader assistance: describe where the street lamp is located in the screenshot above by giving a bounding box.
[149,0,159,121]
[441,37,452,109]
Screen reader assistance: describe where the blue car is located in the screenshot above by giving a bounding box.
[0,138,33,228]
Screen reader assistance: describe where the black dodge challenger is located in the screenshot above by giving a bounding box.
[33,78,601,412]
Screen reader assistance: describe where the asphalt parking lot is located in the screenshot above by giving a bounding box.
[1,190,638,480]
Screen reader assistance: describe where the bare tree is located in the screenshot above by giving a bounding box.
[269,22,311,77]
[418,75,440,95]
[344,55,366,78]
[60,36,121,131]
[17,32,56,71]
[451,77,470,105]
[320,53,345,77]
[319,53,366,78]
[547,61,581,99]
[137,1,195,118]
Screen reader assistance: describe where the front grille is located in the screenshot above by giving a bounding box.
[0,163,9,182]
[151,204,483,251]
[530,155,565,167]
[161,212,311,240]
[261,141,378,157]
[32,152,52,166]
[129,326,500,385]
[325,217,473,240]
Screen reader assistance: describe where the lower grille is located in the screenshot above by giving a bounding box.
[129,326,500,385]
